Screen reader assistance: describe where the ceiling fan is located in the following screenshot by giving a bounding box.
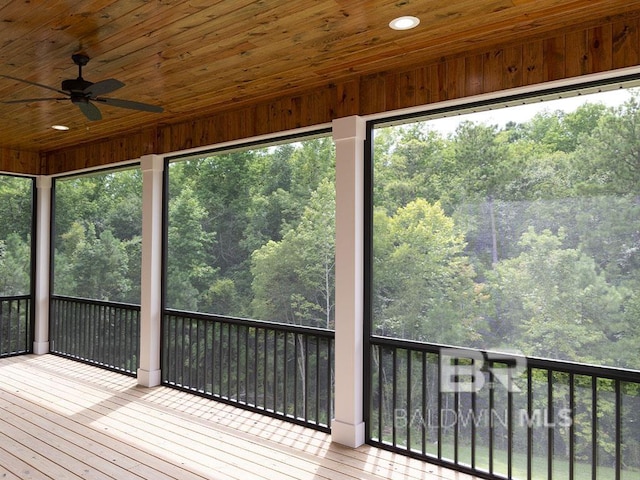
[0,53,163,121]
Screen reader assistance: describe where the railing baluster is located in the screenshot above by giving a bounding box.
[293,332,299,419]
[71,299,77,357]
[197,318,204,392]
[88,302,95,363]
[569,373,575,480]
[93,303,98,363]
[9,300,20,353]
[283,330,288,415]
[454,356,459,465]
[263,328,268,409]
[213,320,219,394]
[507,362,513,480]
[244,325,249,404]
[0,300,4,353]
[173,314,178,382]
[227,322,232,400]
[548,369,554,480]
[15,298,20,353]
[472,367,476,470]
[421,351,427,457]
[315,335,320,425]
[437,350,442,460]
[5,299,10,353]
[592,376,597,480]
[11,299,17,354]
[106,305,111,366]
[328,336,334,424]
[407,348,412,453]
[615,379,621,480]
[377,345,383,442]
[489,360,494,476]
[206,320,212,393]
[392,346,397,447]
[254,326,259,407]
[174,314,180,384]
[304,334,309,422]
[528,368,533,480]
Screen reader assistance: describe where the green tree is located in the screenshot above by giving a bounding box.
[374,125,447,212]
[251,179,335,328]
[0,176,33,296]
[573,94,640,194]
[516,103,607,154]
[0,176,32,242]
[0,234,30,295]
[55,222,131,301]
[486,228,623,363]
[372,198,484,344]
[166,185,217,312]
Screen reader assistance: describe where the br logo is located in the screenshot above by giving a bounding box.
[440,348,527,393]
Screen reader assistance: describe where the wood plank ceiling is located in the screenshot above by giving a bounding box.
[0,0,639,159]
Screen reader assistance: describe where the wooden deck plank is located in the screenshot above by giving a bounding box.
[0,438,52,480]
[0,355,478,480]
[0,425,84,480]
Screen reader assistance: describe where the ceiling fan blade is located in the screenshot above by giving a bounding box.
[96,97,163,113]
[85,78,124,97]
[0,74,67,95]
[76,100,102,121]
[1,97,68,104]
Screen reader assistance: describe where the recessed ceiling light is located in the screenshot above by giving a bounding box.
[51,125,70,131]
[389,16,420,31]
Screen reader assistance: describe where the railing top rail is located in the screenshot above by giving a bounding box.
[0,294,31,302]
[165,308,335,339]
[371,334,640,383]
[52,295,141,310]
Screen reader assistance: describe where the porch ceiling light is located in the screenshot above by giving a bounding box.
[51,125,70,131]
[389,16,420,31]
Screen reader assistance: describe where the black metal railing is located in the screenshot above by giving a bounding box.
[368,335,640,480]
[50,296,140,375]
[163,310,334,432]
[0,295,31,357]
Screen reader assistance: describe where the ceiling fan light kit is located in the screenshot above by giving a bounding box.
[0,53,163,121]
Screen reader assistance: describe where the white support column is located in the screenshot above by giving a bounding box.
[331,115,366,448]
[137,154,164,387]
[33,175,52,355]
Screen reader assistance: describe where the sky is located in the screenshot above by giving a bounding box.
[420,87,635,136]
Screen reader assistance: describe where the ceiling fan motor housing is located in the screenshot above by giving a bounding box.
[62,53,93,93]
[61,78,93,93]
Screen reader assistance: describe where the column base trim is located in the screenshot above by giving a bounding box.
[137,368,162,387]
[32,341,49,355]
[331,419,366,448]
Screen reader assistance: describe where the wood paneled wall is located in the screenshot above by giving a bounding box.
[0,148,40,176]
[40,10,640,175]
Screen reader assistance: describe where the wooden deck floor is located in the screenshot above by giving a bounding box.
[0,354,477,480]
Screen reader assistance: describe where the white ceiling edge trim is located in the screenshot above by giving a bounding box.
[364,65,640,125]
[165,122,334,162]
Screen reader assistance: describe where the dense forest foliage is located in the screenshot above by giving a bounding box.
[53,169,143,304]
[165,137,336,329]
[0,175,32,296]
[373,93,640,371]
